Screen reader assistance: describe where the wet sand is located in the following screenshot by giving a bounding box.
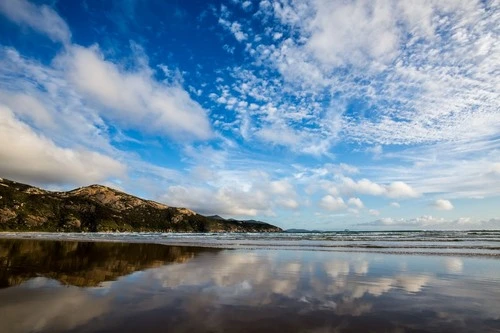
[0,238,499,332]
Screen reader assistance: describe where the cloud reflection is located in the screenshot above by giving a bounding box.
[2,243,500,333]
[0,279,111,333]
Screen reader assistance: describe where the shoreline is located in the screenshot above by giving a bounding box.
[1,231,499,258]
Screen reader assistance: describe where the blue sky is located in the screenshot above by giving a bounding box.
[0,0,499,230]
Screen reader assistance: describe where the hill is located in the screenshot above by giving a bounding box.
[0,178,282,233]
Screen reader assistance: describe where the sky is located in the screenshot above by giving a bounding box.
[0,0,499,230]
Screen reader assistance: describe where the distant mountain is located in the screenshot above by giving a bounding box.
[209,215,270,225]
[207,215,225,220]
[285,229,324,233]
[0,178,282,233]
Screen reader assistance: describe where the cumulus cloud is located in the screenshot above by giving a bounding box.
[270,179,294,195]
[163,185,266,216]
[386,181,419,199]
[347,197,364,209]
[340,177,385,196]
[162,170,299,217]
[319,195,347,211]
[432,199,454,211]
[341,177,418,199]
[0,0,71,44]
[0,106,126,186]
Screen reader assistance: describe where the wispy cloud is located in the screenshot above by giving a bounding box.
[0,0,71,44]
[58,45,213,140]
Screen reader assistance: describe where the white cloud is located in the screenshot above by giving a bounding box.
[390,202,400,208]
[366,145,383,159]
[341,177,386,196]
[221,0,499,158]
[0,47,114,154]
[255,125,300,147]
[0,0,71,44]
[270,179,294,195]
[362,216,500,230]
[368,209,380,216]
[432,199,454,211]
[347,197,364,209]
[339,163,359,174]
[276,198,299,209]
[1,1,213,143]
[319,195,346,211]
[58,45,213,140]
[341,177,418,199]
[490,163,500,175]
[303,0,399,68]
[162,168,299,217]
[386,181,419,199]
[218,18,248,42]
[164,185,267,216]
[0,42,208,191]
[0,105,126,185]
[0,91,55,129]
[369,143,500,199]
[242,1,252,10]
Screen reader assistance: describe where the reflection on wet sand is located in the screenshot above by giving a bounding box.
[0,239,499,333]
[0,279,111,333]
[0,239,215,287]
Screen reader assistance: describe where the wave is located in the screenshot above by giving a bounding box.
[1,231,500,257]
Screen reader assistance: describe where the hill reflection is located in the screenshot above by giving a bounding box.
[0,239,215,287]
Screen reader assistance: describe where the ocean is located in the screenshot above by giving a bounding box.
[1,230,499,256]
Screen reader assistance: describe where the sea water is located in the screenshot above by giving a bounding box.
[1,230,499,256]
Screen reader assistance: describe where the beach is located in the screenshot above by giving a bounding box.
[1,233,500,332]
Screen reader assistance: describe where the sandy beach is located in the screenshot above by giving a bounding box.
[1,235,499,333]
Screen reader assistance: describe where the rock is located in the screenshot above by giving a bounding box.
[25,215,48,226]
[0,208,16,223]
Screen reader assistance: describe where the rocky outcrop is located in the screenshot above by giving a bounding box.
[0,178,282,233]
